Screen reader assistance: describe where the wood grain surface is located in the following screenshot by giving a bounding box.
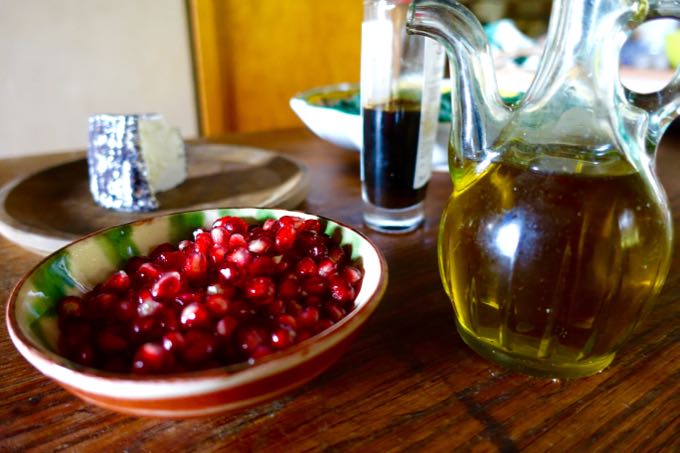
[1,128,679,452]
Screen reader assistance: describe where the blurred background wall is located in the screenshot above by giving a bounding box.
[0,0,197,157]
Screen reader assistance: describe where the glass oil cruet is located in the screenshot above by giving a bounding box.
[407,0,680,377]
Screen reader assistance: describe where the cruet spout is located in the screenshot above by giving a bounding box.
[406,0,510,165]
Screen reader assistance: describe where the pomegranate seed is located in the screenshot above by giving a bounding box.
[227,247,252,267]
[206,283,235,297]
[318,259,337,277]
[343,266,363,286]
[149,243,176,260]
[329,275,355,303]
[285,300,304,317]
[295,257,318,277]
[248,255,277,276]
[314,319,335,333]
[180,303,212,330]
[205,294,231,316]
[124,256,147,275]
[103,270,130,293]
[267,299,286,315]
[136,262,161,284]
[151,272,182,300]
[300,219,322,233]
[97,326,128,353]
[193,231,213,254]
[181,330,216,365]
[158,308,180,331]
[218,263,242,283]
[302,276,326,296]
[230,300,256,320]
[59,320,92,350]
[210,226,230,246]
[278,275,301,300]
[178,239,194,251]
[271,327,295,349]
[115,298,138,321]
[103,355,128,373]
[236,325,267,353]
[214,216,248,235]
[297,330,313,343]
[73,344,95,366]
[275,226,297,251]
[155,250,184,271]
[175,290,204,306]
[277,314,298,329]
[297,306,320,328]
[248,237,272,254]
[133,343,171,374]
[250,345,273,360]
[131,316,161,340]
[90,293,118,316]
[328,246,346,264]
[244,277,276,304]
[162,332,186,352]
[262,218,277,231]
[216,316,238,338]
[279,216,304,229]
[58,296,85,318]
[324,302,346,322]
[309,244,328,259]
[305,295,323,306]
[183,251,208,284]
[228,233,248,249]
[137,298,162,317]
[209,244,228,265]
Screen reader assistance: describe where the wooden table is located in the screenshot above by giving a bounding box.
[1,128,678,451]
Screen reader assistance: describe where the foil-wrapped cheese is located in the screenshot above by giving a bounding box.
[88,113,187,212]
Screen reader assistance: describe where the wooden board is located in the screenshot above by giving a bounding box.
[0,143,309,255]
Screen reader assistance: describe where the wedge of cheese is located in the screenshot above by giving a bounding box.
[88,113,187,212]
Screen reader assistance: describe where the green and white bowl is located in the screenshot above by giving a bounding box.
[6,208,388,417]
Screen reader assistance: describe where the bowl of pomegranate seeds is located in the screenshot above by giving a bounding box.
[6,208,387,417]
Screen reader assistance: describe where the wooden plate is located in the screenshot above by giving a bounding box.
[0,143,309,255]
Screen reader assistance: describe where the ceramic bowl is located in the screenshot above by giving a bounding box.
[6,208,388,417]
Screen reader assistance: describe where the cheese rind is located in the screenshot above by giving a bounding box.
[87,113,187,212]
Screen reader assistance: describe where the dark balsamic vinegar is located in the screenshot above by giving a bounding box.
[363,99,427,209]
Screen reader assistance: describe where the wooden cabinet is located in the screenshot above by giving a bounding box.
[188,0,362,135]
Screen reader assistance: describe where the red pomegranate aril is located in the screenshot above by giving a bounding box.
[131,316,161,341]
[295,257,317,277]
[115,298,138,321]
[216,316,238,338]
[228,233,248,249]
[175,290,204,306]
[343,266,363,286]
[205,293,231,317]
[329,276,355,303]
[230,300,256,320]
[318,258,337,277]
[328,246,346,264]
[155,250,185,271]
[59,320,92,350]
[210,226,230,246]
[227,247,252,268]
[218,263,242,283]
[162,331,186,352]
[206,283,235,297]
[214,216,249,235]
[278,275,301,300]
[285,300,304,317]
[180,303,212,330]
[183,251,208,283]
[278,215,304,229]
[151,272,182,300]
[124,256,147,275]
[193,231,213,254]
[301,218,322,233]
[267,299,286,316]
[324,302,346,322]
[270,327,295,349]
[73,344,95,366]
[236,325,268,353]
[178,239,194,251]
[182,330,216,365]
[137,298,162,317]
[296,330,313,343]
[248,255,277,276]
[133,343,171,374]
[209,244,228,266]
[97,326,128,353]
[275,226,297,251]
[314,319,335,333]
[303,275,327,296]
[103,270,131,293]
[103,355,129,373]
[276,314,298,330]
[297,306,320,328]
[248,237,272,255]
[90,292,118,316]
[245,277,275,303]
[309,244,328,259]
[262,218,278,231]
[250,344,273,360]
[150,243,176,260]
[58,296,85,318]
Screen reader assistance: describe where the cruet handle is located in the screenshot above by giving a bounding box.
[624,1,680,145]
